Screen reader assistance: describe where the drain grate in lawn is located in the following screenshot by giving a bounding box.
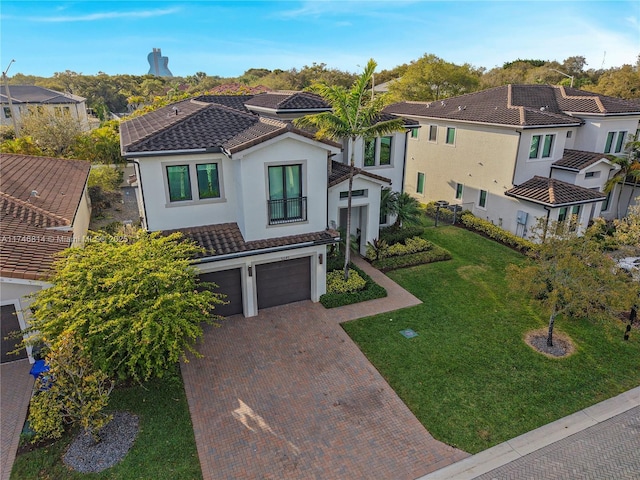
[400,329,418,338]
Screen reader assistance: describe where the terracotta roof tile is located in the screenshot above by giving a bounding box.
[164,223,339,259]
[384,85,640,127]
[553,149,611,172]
[505,176,606,206]
[1,154,89,280]
[328,161,391,187]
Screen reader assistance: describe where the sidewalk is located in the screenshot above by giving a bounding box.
[418,386,640,480]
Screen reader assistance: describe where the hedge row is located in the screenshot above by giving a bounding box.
[366,236,434,261]
[460,214,534,253]
[320,263,387,308]
[379,225,425,245]
[371,245,452,272]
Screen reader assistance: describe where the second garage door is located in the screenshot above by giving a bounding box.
[256,257,311,309]
[199,268,243,317]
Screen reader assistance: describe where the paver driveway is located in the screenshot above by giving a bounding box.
[181,298,468,480]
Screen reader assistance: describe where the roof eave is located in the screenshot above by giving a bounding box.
[505,191,606,207]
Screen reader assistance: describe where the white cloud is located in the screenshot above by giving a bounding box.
[27,7,180,23]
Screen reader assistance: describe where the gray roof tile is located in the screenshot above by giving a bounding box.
[384,85,640,127]
[553,149,611,172]
[328,161,391,187]
[506,176,606,206]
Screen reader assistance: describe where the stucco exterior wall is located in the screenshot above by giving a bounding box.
[514,127,572,185]
[574,116,640,153]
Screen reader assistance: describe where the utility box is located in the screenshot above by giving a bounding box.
[516,210,528,225]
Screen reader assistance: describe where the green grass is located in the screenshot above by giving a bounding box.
[11,372,201,480]
[342,225,640,454]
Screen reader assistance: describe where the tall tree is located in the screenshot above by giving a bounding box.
[27,230,225,381]
[507,222,635,347]
[388,53,481,101]
[294,59,406,279]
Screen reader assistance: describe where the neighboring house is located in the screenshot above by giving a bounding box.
[119,92,412,317]
[0,85,91,131]
[0,154,91,364]
[385,85,640,238]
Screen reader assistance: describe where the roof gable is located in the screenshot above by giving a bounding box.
[244,91,331,112]
[505,175,606,206]
[552,149,614,172]
[328,161,391,187]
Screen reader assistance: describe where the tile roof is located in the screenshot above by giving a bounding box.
[552,149,612,172]
[505,176,606,206]
[244,91,331,111]
[328,161,391,187]
[164,222,339,259]
[120,99,340,155]
[0,85,85,104]
[384,85,640,127]
[0,154,91,280]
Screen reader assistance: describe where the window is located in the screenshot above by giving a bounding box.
[478,189,487,208]
[604,132,615,153]
[363,136,392,166]
[542,135,554,157]
[429,125,437,142]
[379,136,392,165]
[455,183,464,199]
[410,128,419,138]
[364,138,376,166]
[585,171,600,179]
[530,135,541,158]
[446,127,455,145]
[566,131,572,138]
[558,207,568,222]
[615,131,627,153]
[601,191,612,211]
[2,107,11,118]
[268,164,305,224]
[530,134,554,159]
[339,189,366,199]
[416,172,425,194]
[166,165,192,202]
[196,164,220,199]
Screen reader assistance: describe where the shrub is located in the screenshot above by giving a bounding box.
[28,332,114,442]
[461,214,534,252]
[326,269,367,294]
[88,165,123,192]
[379,225,425,245]
[372,246,452,272]
[367,236,434,260]
[424,201,469,223]
[365,238,389,261]
[320,264,386,308]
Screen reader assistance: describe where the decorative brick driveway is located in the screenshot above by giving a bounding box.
[181,295,468,480]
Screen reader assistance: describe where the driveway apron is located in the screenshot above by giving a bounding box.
[181,297,468,480]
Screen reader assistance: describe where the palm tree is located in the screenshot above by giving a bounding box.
[605,135,640,218]
[393,192,423,228]
[380,187,399,224]
[294,59,406,279]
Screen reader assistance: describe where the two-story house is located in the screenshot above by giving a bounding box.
[120,93,407,317]
[0,85,91,132]
[0,154,91,364]
[385,85,640,238]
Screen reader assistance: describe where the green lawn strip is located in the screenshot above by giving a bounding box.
[11,372,201,480]
[342,225,640,454]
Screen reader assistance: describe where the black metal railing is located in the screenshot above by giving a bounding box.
[268,197,307,225]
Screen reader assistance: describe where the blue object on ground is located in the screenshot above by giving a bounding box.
[29,359,49,379]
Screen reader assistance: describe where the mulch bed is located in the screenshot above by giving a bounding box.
[524,329,575,358]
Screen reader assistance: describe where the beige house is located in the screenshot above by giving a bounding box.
[0,154,91,364]
[386,85,640,238]
[0,85,91,132]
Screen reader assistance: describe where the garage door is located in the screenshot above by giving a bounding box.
[256,257,311,309]
[1,304,27,363]
[199,268,243,317]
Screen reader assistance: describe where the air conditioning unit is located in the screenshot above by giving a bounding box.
[516,210,528,225]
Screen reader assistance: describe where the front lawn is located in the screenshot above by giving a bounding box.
[342,225,640,454]
[11,373,201,480]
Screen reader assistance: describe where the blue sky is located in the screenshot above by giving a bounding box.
[1,1,638,78]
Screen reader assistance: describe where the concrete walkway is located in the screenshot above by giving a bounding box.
[1,359,34,480]
[419,387,640,479]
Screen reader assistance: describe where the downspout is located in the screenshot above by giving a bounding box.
[129,158,149,231]
[401,129,410,193]
[542,206,551,241]
[510,130,522,187]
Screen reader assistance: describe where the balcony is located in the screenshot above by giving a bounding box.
[268,197,307,225]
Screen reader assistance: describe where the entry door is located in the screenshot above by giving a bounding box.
[1,304,27,363]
